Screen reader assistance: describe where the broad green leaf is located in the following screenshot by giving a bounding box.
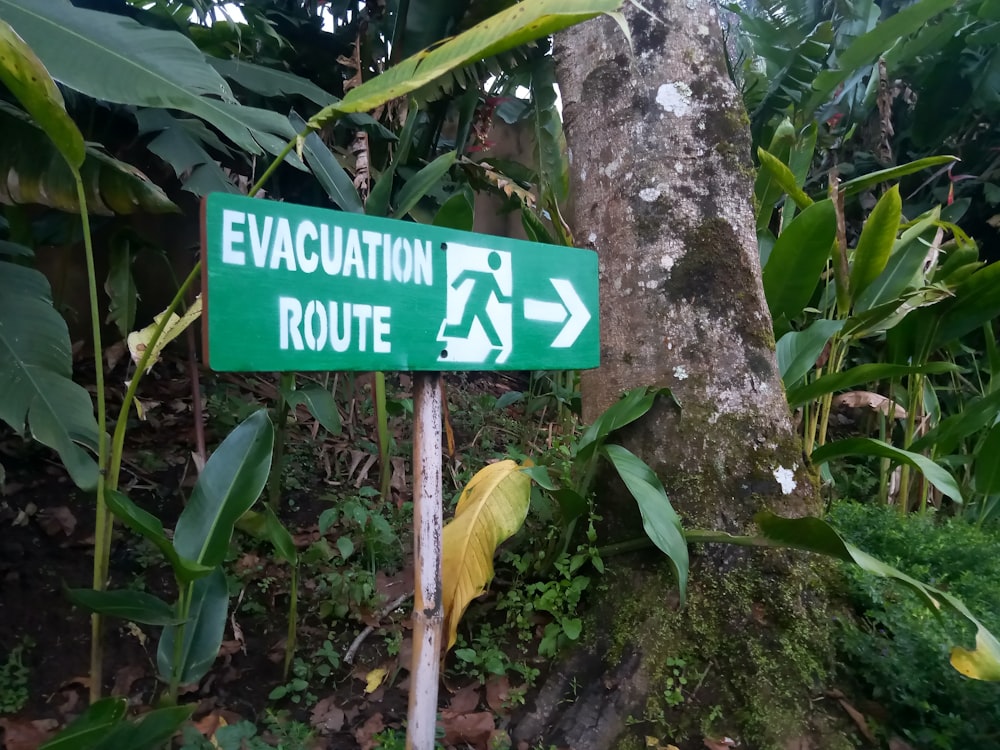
[105,490,213,582]
[754,121,797,230]
[933,244,981,283]
[780,123,818,231]
[238,506,297,565]
[521,206,557,245]
[174,410,273,568]
[762,199,836,321]
[806,0,957,115]
[850,185,901,301]
[0,18,83,169]
[40,698,126,750]
[310,0,622,125]
[602,444,688,603]
[90,705,194,750]
[776,320,845,388]
[974,424,1000,495]
[434,191,475,231]
[0,0,292,155]
[157,567,229,685]
[0,262,99,490]
[442,460,531,651]
[65,588,180,626]
[842,287,952,339]
[934,261,1000,347]
[812,437,963,503]
[105,237,137,338]
[126,296,202,372]
[839,156,958,198]
[855,207,940,311]
[786,361,958,407]
[576,386,677,461]
[281,382,342,435]
[209,57,335,107]
[751,512,1000,681]
[530,53,569,205]
[756,146,813,212]
[392,151,458,219]
[288,110,363,214]
[0,239,32,257]
[521,464,557,490]
[0,102,177,215]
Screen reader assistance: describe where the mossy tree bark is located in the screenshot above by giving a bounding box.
[510,4,846,749]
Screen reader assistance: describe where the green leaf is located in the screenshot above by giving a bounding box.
[288,110,363,214]
[812,437,963,503]
[0,102,177,215]
[754,121,797,230]
[850,185,901,301]
[0,239,32,258]
[0,261,99,490]
[208,57,335,107]
[786,362,959,408]
[521,465,556,491]
[105,236,137,338]
[281,381,342,435]
[39,697,127,750]
[310,0,622,125]
[65,588,180,626]
[934,261,1000,347]
[761,199,836,321]
[910,390,1000,455]
[756,145,813,212]
[530,53,569,206]
[337,536,355,560]
[854,207,940,312]
[0,17,83,169]
[751,512,1000,681]
[974,424,1000,495]
[105,490,213,582]
[839,156,958,198]
[602,444,688,604]
[392,151,458,219]
[91,705,194,750]
[775,320,845,388]
[157,567,229,685]
[0,0,290,155]
[173,410,274,568]
[806,0,958,115]
[238,506,297,565]
[434,191,475,231]
[576,386,677,461]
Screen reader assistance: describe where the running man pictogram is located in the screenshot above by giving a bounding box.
[437,244,513,364]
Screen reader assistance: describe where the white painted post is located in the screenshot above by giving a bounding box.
[407,371,443,750]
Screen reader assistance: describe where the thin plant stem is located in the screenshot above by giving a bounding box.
[268,372,296,509]
[374,372,392,502]
[284,565,299,680]
[76,174,109,704]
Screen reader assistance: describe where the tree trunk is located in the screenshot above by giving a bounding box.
[511,4,848,749]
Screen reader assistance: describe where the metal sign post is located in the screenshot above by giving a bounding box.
[199,192,599,748]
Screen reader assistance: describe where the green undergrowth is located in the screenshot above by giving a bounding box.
[829,501,1000,748]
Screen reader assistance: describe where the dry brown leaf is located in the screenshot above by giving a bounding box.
[353,712,384,750]
[447,682,482,714]
[702,738,736,750]
[310,696,345,734]
[441,712,495,749]
[37,505,76,536]
[832,391,906,418]
[485,675,511,714]
[111,664,146,697]
[888,738,915,750]
[0,718,57,750]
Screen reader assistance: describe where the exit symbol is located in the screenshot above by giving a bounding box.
[523,279,592,348]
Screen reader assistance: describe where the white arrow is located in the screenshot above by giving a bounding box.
[524,278,591,348]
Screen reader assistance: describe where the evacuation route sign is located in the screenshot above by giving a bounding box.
[200,192,599,372]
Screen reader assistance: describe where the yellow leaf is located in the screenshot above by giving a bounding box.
[441,460,531,652]
[950,626,1000,681]
[365,666,388,693]
[126,295,202,371]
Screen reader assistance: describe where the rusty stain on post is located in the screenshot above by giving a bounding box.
[407,371,443,750]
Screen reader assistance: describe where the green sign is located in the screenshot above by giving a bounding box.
[201,193,599,372]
